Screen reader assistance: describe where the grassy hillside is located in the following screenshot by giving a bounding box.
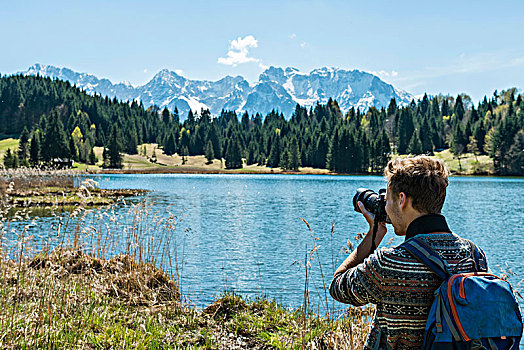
[1,138,495,175]
[433,149,493,175]
[0,138,19,159]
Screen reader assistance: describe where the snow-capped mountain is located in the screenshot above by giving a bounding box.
[21,64,413,119]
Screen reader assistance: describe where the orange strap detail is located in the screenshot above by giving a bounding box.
[447,272,501,342]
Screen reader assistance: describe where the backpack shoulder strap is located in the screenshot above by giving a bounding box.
[401,236,451,279]
[462,238,488,272]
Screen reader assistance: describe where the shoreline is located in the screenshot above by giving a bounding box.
[85,167,509,177]
[3,187,149,208]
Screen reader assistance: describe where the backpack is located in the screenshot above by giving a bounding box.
[401,236,523,349]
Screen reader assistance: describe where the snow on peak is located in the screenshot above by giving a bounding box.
[20,64,413,120]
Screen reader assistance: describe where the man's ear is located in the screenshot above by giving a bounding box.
[399,192,408,209]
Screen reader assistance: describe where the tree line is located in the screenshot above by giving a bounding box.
[1,74,523,175]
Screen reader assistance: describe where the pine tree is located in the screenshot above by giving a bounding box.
[107,124,123,168]
[246,142,258,165]
[12,149,20,168]
[473,121,486,154]
[173,107,180,124]
[451,124,467,157]
[407,131,423,155]
[326,128,340,171]
[337,128,353,173]
[376,130,391,171]
[506,130,524,175]
[267,134,281,168]
[162,107,171,124]
[18,127,30,165]
[387,98,397,117]
[29,130,41,166]
[257,152,266,166]
[288,137,301,171]
[164,133,177,155]
[441,99,450,117]
[279,143,290,170]
[205,140,214,163]
[207,124,222,159]
[5,73,524,176]
[3,148,16,168]
[225,136,242,169]
[313,134,329,169]
[419,118,434,154]
[397,109,414,154]
[126,131,138,155]
[41,111,70,162]
[453,95,465,123]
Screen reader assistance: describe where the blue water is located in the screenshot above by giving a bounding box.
[10,174,524,311]
[85,174,524,309]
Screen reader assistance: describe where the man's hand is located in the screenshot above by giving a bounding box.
[332,202,389,277]
[357,201,387,243]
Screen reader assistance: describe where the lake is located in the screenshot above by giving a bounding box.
[9,174,524,310]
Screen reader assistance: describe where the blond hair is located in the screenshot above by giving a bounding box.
[384,156,450,214]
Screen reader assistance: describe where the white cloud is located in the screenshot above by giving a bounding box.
[370,70,398,78]
[510,56,524,66]
[289,33,297,39]
[143,69,148,73]
[393,51,524,84]
[300,41,307,48]
[218,35,260,67]
[175,69,184,75]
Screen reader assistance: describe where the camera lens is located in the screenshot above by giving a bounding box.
[353,188,380,213]
[353,188,391,223]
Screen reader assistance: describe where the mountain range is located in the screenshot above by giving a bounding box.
[21,64,413,120]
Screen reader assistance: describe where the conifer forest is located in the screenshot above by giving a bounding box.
[1,74,523,175]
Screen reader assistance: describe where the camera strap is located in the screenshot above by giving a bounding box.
[371,218,379,253]
[370,193,386,253]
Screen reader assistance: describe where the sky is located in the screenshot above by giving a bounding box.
[2,0,524,102]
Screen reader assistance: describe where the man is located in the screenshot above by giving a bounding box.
[329,156,487,350]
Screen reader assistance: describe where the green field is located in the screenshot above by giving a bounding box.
[432,149,493,175]
[0,138,20,159]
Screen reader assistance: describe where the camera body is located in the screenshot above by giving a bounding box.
[353,188,391,224]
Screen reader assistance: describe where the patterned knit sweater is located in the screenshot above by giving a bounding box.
[329,216,488,350]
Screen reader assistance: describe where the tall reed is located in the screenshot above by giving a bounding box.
[296,217,374,349]
[0,175,182,348]
[0,172,377,349]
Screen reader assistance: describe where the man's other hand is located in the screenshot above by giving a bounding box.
[357,201,387,238]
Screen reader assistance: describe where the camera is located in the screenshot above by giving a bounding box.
[353,188,391,224]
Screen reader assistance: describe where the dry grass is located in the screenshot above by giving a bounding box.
[0,167,76,194]
[0,168,147,208]
[0,174,373,349]
[0,168,76,207]
[90,144,332,174]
